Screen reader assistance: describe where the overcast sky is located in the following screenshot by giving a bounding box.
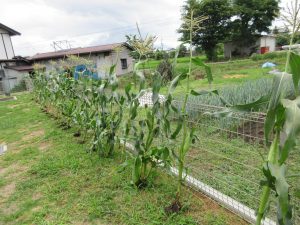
[0,0,290,57]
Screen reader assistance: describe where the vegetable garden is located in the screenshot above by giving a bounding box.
[28,29,300,225]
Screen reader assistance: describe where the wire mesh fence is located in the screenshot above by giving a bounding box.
[138,92,300,224]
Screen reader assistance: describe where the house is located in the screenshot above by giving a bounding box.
[224,35,276,58]
[29,43,134,78]
[0,23,31,94]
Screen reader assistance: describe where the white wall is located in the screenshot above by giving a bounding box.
[0,28,15,59]
[259,36,276,52]
[0,67,26,93]
[224,36,276,58]
[35,47,134,78]
[94,48,133,77]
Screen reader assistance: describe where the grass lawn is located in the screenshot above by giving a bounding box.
[0,93,248,225]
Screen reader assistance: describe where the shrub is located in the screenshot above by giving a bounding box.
[250,51,287,61]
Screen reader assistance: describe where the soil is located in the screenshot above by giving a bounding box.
[164,199,182,215]
[223,74,248,79]
[0,182,16,199]
[38,142,52,151]
[22,129,45,141]
[187,187,249,225]
[73,131,81,137]
[228,115,266,145]
[193,70,205,80]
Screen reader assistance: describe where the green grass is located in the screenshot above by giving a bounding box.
[119,57,287,96]
[0,93,247,225]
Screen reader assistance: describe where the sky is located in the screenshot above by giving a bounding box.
[0,0,291,57]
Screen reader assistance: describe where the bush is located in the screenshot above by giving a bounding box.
[250,51,287,61]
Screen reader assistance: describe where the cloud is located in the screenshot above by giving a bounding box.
[0,0,183,56]
[2,0,286,56]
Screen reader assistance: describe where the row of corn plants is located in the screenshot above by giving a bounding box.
[32,22,212,216]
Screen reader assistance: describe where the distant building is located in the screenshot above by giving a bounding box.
[224,35,276,58]
[0,23,134,94]
[0,23,31,94]
[30,43,134,78]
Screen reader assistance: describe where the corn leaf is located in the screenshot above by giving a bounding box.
[268,163,292,225]
[289,52,300,94]
[171,116,184,139]
[232,94,270,112]
[265,74,287,144]
[279,96,300,164]
[168,73,187,95]
[192,57,213,84]
[133,156,142,184]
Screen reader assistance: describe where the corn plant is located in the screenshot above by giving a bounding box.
[130,73,172,188]
[255,53,300,225]
[165,10,209,211]
[90,65,125,157]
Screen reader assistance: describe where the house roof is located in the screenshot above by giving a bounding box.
[30,42,130,61]
[0,23,21,36]
[0,56,30,63]
[5,65,34,72]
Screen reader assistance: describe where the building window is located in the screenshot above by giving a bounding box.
[120,58,128,69]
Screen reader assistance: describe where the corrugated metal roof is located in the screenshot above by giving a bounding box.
[30,42,127,61]
[0,23,21,36]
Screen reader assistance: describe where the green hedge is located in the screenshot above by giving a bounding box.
[250,51,287,61]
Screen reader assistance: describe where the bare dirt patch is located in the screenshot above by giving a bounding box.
[22,108,31,112]
[22,129,45,141]
[0,182,16,199]
[2,203,18,215]
[32,192,43,201]
[0,163,28,179]
[31,205,42,212]
[38,142,52,151]
[223,74,248,79]
[7,104,18,109]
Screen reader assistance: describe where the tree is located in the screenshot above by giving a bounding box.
[230,0,280,46]
[178,0,232,61]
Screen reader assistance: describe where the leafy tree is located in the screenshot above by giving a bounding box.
[276,32,300,47]
[178,0,232,61]
[230,0,280,46]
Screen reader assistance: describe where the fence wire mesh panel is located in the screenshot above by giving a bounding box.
[138,93,300,224]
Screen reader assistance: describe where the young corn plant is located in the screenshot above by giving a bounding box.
[90,65,125,157]
[130,73,172,188]
[165,10,209,213]
[124,27,176,187]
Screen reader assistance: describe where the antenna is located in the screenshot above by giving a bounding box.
[51,40,73,51]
